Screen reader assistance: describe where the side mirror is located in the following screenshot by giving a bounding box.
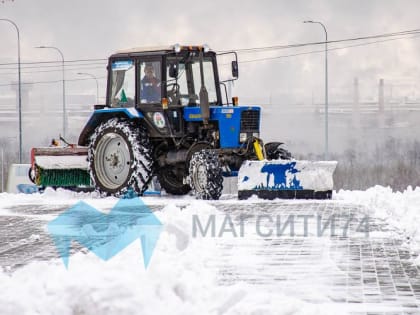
[231,60,239,78]
[169,64,179,78]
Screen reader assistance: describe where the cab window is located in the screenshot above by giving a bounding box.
[191,60,217,104]
[166,57,217,106]
[109,60,135,107]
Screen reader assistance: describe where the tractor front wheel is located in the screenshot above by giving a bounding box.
[188,149,223,200]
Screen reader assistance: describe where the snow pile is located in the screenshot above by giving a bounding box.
[335,185,420,250]
[0,198,341,315]
[34,155,88,169]
[0,188,102,209]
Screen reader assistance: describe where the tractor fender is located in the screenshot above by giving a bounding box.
[78,108,144,146]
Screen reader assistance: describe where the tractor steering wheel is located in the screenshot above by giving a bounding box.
[167,83,199,106]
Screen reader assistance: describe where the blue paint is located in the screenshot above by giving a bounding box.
[94,108,144,119]
[47,197,162,269]
[80,108,145,144]
[242,176,249,182]
[111,60,134,70]
[259,162,303,190]
[17,184,38,194]
[222,170,239,177]
[183,106,260,148]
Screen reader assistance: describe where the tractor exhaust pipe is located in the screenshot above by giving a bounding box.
[198,49,210,125]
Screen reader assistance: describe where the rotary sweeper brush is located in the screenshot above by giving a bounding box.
[29,145,90,188]
[29,44,337,199]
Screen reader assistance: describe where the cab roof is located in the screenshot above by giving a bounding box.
[114,44,213,55]
[116,45,176,54]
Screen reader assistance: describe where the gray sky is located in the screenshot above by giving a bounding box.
[1,0,420,151]
[1,0,420,102]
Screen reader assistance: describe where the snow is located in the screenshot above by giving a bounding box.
[335,185,420,251]
[34,156,88,170]
[1,185,420,314]
[0,194,341,315]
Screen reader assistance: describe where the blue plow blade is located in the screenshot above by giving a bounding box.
[237,160,337,200]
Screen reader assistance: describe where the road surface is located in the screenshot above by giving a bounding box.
[0,198,419,314]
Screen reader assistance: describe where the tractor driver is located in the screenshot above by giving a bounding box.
[141,63,161,103]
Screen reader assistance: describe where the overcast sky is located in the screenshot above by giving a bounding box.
[1,0,420,104]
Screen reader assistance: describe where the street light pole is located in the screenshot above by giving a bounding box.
[77,72,99,104]
[304,20,329,160]
[0,19,22,163]
[35,46,66,138]
[1,147,4,192]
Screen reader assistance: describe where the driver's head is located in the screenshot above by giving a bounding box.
[144,64,155,78]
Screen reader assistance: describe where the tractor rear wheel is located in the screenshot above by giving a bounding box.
[88,118,153,197]
[188,149,223,200]
[157,164,191,195]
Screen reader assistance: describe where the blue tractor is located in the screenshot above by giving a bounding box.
[30,44,296,199]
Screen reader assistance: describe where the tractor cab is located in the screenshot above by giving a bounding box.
[106,45,235,137]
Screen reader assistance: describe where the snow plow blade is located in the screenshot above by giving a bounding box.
[237,160,337,200]
[30,147,90,187]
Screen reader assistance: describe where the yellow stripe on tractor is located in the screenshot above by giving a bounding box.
[253,139,265,161]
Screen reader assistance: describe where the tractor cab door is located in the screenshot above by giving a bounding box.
[165,59,190,135]
[135,58,184,137]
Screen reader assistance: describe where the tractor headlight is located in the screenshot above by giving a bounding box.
[252,132,260,138]
[239,132,247,143]
[174,43,181,53]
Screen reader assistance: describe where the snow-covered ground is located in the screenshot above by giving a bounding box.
[0,186,419,314]
[335,185,420,253]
